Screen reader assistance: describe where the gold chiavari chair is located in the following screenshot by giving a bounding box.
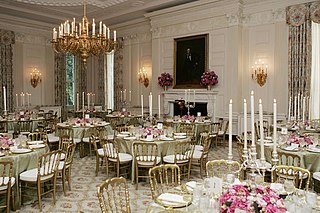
[0,120,8,133]
[81,127,99,158]
[278,151,301,167]
[93,136,108,176]
[58,143,76,195]
[97,177,131,213]
[28,132,48,143]
[133,142,160,189]
[177,123,195,140]
[272,165,310,190]
[0,160,14,213]
[210,122,220,147]
[103,139,132,178]
[191,133,213,178]
[19,150,61,211]
[148,164,181,201]
[206,159,241,179]
[216,120,229,146]
[16,120,33,136]
[163,141,194,180]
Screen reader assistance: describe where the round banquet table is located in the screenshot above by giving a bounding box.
[116,136,191,182]
[0,145,48,210]
[256,143,320,173]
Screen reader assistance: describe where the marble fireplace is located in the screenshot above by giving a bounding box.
[162,89,218,121]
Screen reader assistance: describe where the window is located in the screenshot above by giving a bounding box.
[310,21,320,119]
[66,53,76,106]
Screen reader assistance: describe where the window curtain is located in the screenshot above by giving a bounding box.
[286,1,320,120]
[54,52,67,120]
[114,37,124,111]
[0,29,14,112]
[311,21,320,119]
[76,57,87,109]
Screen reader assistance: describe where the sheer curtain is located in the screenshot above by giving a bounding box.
[310,21,320,119]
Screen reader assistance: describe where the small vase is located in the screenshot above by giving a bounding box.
[164,86,168,91]
[207,85,212,90]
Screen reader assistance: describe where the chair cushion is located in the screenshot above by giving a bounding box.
[58,161,65,171]
[0,177,15,191]
[218,131,224,136]
[107,135,114,140]
[60,153,66,161]
[192,150,205,160]
[82,137,99,143]
[108,153,132,163]
[20,131,31,135]
[313,172,320,180]
[19,168,54,182]
[163,154,189,164]
[136,156,161,166]
[47,134,59,143]
[194,145,203,151]
[73,138,81,144]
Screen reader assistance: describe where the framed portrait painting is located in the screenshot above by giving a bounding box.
[174,34,208,89]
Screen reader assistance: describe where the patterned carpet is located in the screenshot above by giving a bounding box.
[16,144,240,213]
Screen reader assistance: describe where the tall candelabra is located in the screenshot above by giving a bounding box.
[186,101,194,116]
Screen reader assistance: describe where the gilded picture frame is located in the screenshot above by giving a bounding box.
[174,34,208,89]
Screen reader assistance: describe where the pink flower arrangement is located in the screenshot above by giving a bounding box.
[287,133,313,146]
[142,127,162,138]
[157,72,173,87]
[0,136,14,149]
[200,70,218,86]
[182,115,195,122]
[219,184,287,213]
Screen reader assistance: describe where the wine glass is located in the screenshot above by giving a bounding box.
[284,179,295,200]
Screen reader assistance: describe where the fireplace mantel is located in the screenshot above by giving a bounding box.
[162,89,218,121]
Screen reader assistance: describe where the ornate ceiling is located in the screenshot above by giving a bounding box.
[0,0,198,31]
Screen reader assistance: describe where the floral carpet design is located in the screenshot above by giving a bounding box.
[16,145,240,213]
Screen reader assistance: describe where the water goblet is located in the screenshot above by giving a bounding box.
[284,179,295,201]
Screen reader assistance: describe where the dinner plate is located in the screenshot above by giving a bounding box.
[306,147,320,153]
[174,133,186,136]
[29,144,46,149]
[0,153,5,157]
[124,136,136,140]
[174,135,187,139]
[117,134,129,137]
[27,140,44,145]
[11,148,32,154]
[282,146,299,152]
[156,193,192,208]
[120,131,130,135]
[141,138,154,142]
[160,137,174,141]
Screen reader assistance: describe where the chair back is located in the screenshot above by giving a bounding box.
[59,136,73,152]
[272,165,310,190]
[174,141,194,163]
[101,139,118,159]
[148,164,181,200]
[178,123,195,138]
[38,151,61,180]
[57,126,73,139]
[97,177,131,213]
[0,160,13,192]
[210,122,220,135]
[206,159,241,179]
[278,151,301,167]
[220,120,229,134]
[28,132,48,142]
[64,144,76,167]
[198,132,212,155]
[16,120,32,133]
[133,142,158,166]
[0,121,8,133]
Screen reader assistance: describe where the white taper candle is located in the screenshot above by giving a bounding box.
[244,99,247,151]
[228,99,233,160]
[251,91,255,147]
[259,99,265,161]
[273,99,277,154]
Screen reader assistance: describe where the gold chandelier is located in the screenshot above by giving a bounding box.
[51,0,117,64]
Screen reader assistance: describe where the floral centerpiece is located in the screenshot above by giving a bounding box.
[182,115,195,123]
[219,184,287,213]
[200,70,218,89]
[287,133,314,147]
[142,127,162,139]
[0,136,14,149]
[158,72,173,90]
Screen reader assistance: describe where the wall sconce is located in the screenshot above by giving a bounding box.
[251,59,268,87]
[138,67,149,88]
[30,68,42,88]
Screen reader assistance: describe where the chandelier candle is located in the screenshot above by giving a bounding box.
[259,99,265,163]
[228,99,233,161]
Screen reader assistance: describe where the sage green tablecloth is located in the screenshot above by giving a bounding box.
[0,146,48,210]
[56,123,113,139]
[256,143,320,173]
[116,137,190,181]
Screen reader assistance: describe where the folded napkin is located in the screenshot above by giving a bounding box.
[270,183,284,193]
[186,181,197,189]
[157,193,186,204]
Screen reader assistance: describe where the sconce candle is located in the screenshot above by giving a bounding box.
[251,59,267,87]
[30,68,42,88]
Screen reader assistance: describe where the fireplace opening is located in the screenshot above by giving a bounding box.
[173,101,207,116]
